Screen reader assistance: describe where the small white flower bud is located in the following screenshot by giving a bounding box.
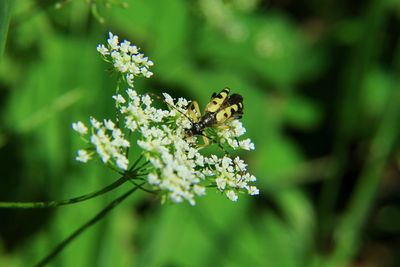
[72,121,88,135]
[76,150,91,163]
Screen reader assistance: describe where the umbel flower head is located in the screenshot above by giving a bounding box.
[97,32,154,87]
[72,32,259,205]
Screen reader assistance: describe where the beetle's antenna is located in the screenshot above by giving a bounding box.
[148,92,195,124]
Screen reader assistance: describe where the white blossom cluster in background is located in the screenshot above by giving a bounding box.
[96,32,154,87]
[72,33,258,205]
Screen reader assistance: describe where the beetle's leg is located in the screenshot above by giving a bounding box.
[187,101,201,123]
[202,135,210,147]
[195,134,210,149]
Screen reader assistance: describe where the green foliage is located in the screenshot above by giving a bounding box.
[0,0,399,266]
[0,0,13,58]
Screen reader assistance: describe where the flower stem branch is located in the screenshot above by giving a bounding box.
[33,185,141,267]
[129,180,158,194]
[115,77,122,126]
[0,175,130,208]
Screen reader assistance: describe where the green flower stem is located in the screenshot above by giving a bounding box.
[115,77,122,127]
[0,0,13,58]
[318,0,387,241]
[129,180,158,194]
[0,175,129,208]
[125,130,133,157]
[129,154,144,172]
[33,185,141,267]
[324,43,400,267]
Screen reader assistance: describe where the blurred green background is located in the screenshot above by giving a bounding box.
[1,0,400,266]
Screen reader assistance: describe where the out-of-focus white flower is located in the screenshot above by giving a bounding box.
[230,120,246,137]
[72,121,88,135]
[247,186,259,195]
[226,190,238,202]
[76,150,91,163]
[239,138,255,150]
[162,93,174,106]
[104,119,115,130]
[107,32,119,50]
[96,44,109,56]
[115,154,129,170]
[120,40,131,53]
[113,94,126,105]
[90,117,102,129]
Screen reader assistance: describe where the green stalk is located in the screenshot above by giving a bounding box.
[325,88,399,267]
[115,77,123,128]
[33,185,141,267]
[318,0,387,239]
[324,41,400,267]
[0,175,129,208]
[0,0,13,57]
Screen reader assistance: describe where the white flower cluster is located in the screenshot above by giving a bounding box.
[72,118,130,170]
[73,89,259,204]
[215,120,255,150]
[96,32,154,87]
[116,90,258,205]
[210,155,259,201]
[73,33,259,205]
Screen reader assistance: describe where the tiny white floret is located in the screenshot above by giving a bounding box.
[247,186,259,195]
[72,121,88,135]
[96,44,109,56]
[76,150,91,163]
[239,139,255,150]
[107,32,119,50]
[226,190,238,202]
[113,94,126,105]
